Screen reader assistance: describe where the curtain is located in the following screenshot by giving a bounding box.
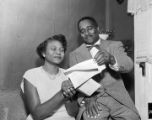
[127,0,152,14]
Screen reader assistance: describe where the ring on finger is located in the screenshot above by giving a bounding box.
[67,88,71,92]
[62,91,67,98]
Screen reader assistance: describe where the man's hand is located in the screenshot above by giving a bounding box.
[84,96,100,118]
[94,48,116,66]
[61,79,76,99]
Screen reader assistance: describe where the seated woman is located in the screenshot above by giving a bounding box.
[21,34,76,120]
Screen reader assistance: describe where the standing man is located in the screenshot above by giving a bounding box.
[69,16,140,120]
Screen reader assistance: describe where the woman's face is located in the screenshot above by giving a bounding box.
[43,40,65,65]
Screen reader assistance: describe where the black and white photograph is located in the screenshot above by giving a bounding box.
[0,0,151,120]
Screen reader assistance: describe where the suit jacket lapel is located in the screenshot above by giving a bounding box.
[75,44,92,62]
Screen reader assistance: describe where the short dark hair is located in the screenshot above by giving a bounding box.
[77,16,98,31]
[36,34,67,60]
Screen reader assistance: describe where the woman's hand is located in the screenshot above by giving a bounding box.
[61,79,76,99]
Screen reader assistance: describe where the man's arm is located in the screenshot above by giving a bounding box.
[95,41,133,73]
[108,41,133,73]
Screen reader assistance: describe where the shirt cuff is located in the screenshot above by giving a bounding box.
[109,57,119,71]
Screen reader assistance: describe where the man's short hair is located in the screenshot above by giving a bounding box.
[77,16,98,31]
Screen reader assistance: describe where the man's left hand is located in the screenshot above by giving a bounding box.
[84,96,100,118]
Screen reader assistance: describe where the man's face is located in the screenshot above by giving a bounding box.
[79,19,99,45]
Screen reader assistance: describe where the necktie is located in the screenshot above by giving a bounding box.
[86,44,99,50]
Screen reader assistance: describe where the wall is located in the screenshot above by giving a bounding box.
[110,0,134,100]
[134,8,152,119]
[110,0,134,41]
[0,0,105,90]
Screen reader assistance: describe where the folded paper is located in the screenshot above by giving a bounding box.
[78,78,101,96]
[64,59,105,88]
[64,59,105,96]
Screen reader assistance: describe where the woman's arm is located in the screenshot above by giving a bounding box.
[24,79,73,120]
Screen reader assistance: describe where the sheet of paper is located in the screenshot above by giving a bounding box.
[90,47,99,58]
[64,59,106,88]
[90,47,107,72]
[65,59,99,74]
[66,69,100,88]
[78,78,101,96]
[26,114,33,120]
